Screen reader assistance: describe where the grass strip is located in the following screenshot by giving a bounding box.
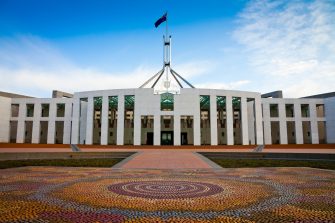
[0,158,123,169]
[208,158,335,170]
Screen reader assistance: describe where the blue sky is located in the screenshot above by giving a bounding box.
[0,0,334,98]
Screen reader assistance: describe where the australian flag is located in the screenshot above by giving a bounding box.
[155,13,167,28]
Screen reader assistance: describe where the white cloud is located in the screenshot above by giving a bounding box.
[0,66,157,95]
[234,0,335,97]
[0,36,215,97]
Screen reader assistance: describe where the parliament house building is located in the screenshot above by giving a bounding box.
[0,36,334,146]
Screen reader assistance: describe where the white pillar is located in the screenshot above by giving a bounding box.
[16,103,25,143]
[254,97,264,145]
[116,95,124,145]
[325,97,335,143]
[241,97,249,145]
[154,114,161,145]
[226,95,234,145]
[47,102,56,144]
[194,111,201,146]
[101,96,109,145]
[133,113,141,145]
[278,102,288,144]
[32,103,41,144]
[71,98,80,144]
[79,101,88,144]
[263,102,272,145]
[63,102,72,144]
[247,101,255,144]
[174,114,181,146]
[0,97,11,143]
[294,102,303,144]
[309,103,319,144]
[85,97,94,145]
[210,94,218,145]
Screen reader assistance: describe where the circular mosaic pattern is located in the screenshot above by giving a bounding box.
[108,180,224,199]
[2,167,335,222]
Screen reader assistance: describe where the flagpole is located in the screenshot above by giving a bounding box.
[165,12,169,87]
[166,11,168,41]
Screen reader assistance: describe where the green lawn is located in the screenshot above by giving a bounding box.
[208,158,335,170]
[0,158,124,169]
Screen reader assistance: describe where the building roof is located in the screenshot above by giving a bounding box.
[302,92,335,99]
[0,91,34,98]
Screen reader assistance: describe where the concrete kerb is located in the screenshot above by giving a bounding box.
[0,152,135,161]
[112,152,142,169]
[193,152,223,169]
[70,144,81,152]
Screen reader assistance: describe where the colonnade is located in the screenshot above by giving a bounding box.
[70,91,264,146]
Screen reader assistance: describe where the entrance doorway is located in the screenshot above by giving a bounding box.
[161,131,173,145]
[146,132,153,145]
[181,132,188,145]
[141,115,154,145]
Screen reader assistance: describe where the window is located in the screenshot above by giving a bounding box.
[41,104,49,117]
[108,96,118,128]
[270,104,279,117]
[56,103,65,117]
[26,104,34,117]
[124,95,135,129]
[11,104,19,117]
[316,104,325,117]
[161,93,174,111]
[285,104,294,117]
[93,97,102,128]
[301,104,310,117]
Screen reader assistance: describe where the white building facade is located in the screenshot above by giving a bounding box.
[1,32,334,146]
[0,88,334,146]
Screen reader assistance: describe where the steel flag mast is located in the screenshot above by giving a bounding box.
[140,12,195,94]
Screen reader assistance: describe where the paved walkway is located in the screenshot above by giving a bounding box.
[116,150,215,169]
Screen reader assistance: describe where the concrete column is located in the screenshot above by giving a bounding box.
[71,98,80,144]
[263,102,272,144]
[241,97,249,145]
[47,102,56,144]
[309,103,319,144]
[16,102,26,143]
[63,102,72,144]
[174,115,181,146]
[210,94,218,145]
[100,96,109,145]
[154,114,161,145]
[79,101,88,144]
[226,95,233,145]
[194,111,201,146]
[325,97,335,143]
[294,102,303,144]
[85,97,94,145]
[133,112,141,145]
[254,97,264,145]
[278,102,288,144]
[117,95,124,145]
[31,103,41,144]
[247,101,255,144]
[0,96,11,143]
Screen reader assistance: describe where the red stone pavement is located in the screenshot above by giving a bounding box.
[117,150,214,169]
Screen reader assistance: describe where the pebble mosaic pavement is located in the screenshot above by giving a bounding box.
[0,166,334,222]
